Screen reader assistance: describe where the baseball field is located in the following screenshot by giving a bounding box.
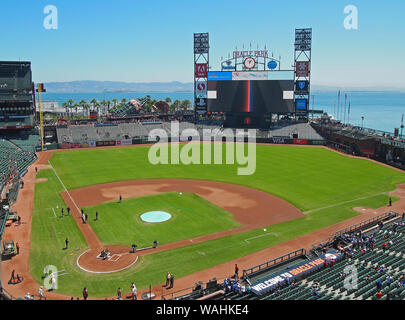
[29,143,405,297]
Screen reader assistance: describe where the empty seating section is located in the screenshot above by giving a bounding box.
[0,139,36,191]
[10,134,40,152]
[56,121,325,144]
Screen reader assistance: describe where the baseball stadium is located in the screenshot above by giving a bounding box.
[2,22,405,302]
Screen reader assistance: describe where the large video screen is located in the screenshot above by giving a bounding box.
[207,79,294,114]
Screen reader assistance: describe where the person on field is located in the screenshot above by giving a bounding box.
[131,283,137,300]
[389,197,392,207]
[67,207,70,216]
[38,286,44,300]
[165,272,171,287]
[235,264,239,280]
[85,213,88,223]
[16,242,20,254]
[117,287,122,300]
[119,195,122,203]
[83,287,88,300]
[10,269,15,282]
[65,237,69,249]
[169,274,174,289]
[61,207,64,218]
[95,211,98,221]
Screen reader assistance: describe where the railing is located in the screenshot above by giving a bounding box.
[311,211,398,250]
[334,211,397,237]
[242,248,306,279]
[161,275,230,300]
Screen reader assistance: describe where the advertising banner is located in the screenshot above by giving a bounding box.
[360,149,375,156]
[196,81,207,97]
[232,71,268,81]
[250,252,341,295]
[295,61,310,77]
[295,99,308,111]
[293,138,308,145]
[195,63,208,78]
[96,140,116,147]
[116,140,122,146]
[121,139,132,145]
[295,80,309,94]
[59,142,72,149]
[89,141,96,148]
[207,71,232,81]
[270,137,291,144]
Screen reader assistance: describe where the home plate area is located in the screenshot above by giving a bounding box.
[77,245,138,274]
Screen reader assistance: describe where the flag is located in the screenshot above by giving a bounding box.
[348,102,350,114]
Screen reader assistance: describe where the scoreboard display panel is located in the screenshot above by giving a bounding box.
[207,78,294,114]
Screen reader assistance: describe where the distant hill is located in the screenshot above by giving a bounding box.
[311,84,405,93]
[43,80,405,93]
[44,80,194,93]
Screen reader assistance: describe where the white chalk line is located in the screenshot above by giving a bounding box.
[303,192,387,215]
[51,207,57,218]
[48,161,81,214]
[244,232,279,243]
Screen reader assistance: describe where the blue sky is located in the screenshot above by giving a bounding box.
[1,0,404,88]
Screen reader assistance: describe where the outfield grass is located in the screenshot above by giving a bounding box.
[50,144,405,212]
[85,192,240,247]
[27,144,405,297]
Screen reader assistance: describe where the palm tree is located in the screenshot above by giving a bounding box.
[121,98,127,104]
[100,99,107,115]
[66,99,74,119]
[171,100,181,112]
[165,97,172,104]
[79,100,87,116]
[80,103,88,117]
[181,99,192,110]
[106,100,111,114]
[62,102,69,118]
[73,103,79,116]
[90,98,98,112]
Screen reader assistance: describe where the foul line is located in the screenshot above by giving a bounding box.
[303,192,387,215]
[51,207,57,218]
[48,161,81,214]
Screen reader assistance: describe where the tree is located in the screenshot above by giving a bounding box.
[165,97,172,104]
[171,100,181,112]
[73,103,79,117]
[79,100,87,116]
[90,98,98,112]
[181,99,192,110]
[62,102,69,118]
[106,100,111,114]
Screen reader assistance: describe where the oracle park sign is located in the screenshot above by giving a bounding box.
[250,252,343,295]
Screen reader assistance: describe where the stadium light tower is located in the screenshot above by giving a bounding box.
[294,28,312,122]
[36,83,46,151]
